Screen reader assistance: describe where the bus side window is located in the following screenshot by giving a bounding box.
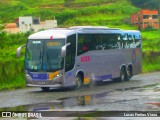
[137,39,141,48]
[129,35,136,48]
[65,34,76,72]
[82,44,88,51]
[78,34,91,55]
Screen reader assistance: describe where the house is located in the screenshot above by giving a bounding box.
[19,16,57,33]
[131,9,159,29]
[19,16,40,33]
[4,23,20,34]
[32,20,57,32]
[3,16,57,34]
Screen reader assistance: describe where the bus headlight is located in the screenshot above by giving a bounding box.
[26,74,32,80]
[55,74,62,78]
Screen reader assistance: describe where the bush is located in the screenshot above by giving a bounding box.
[143,25,156,31]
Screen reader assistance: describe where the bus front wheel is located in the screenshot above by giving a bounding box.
[76,74,83,89]
[41,87,50,91]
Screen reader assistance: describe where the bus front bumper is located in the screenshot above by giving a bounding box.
[27,84,62,88]
[26,75,63,88]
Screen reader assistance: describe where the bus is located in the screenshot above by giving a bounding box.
[16,26,142,91]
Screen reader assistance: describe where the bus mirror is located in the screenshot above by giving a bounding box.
[16,44,26,58]
[61,43,71,58]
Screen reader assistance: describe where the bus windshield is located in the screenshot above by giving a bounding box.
[25,39,65,72]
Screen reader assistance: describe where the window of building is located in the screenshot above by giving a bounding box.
[33,18,40,24]
[152,15,158,19]
[143,15,149,19]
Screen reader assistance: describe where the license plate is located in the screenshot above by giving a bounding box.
[37,81,46,85]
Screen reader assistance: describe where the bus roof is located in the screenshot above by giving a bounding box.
[123,30,141,39]
[70,26,123,34]
[28,29,76,39]
[69,26,121,32]
[28,26,126,39]
[69,26,110,29]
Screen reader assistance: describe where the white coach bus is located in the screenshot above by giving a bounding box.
[16,26,142,91]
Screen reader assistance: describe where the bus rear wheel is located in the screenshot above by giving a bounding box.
[126,67,132,81]
[119,67,127,81]
[41,87,50,91]
[76,74,83,89]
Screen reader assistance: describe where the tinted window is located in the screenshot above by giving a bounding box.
[25,39,65,72]
[65,34,76,72]
[77,33,121,55]
[126,33,141,48]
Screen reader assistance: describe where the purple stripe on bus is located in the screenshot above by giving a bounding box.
[27,71,48,80]
[95,74,112,81]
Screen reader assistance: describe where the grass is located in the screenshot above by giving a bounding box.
[0,32,29,91]
[131,27,159,73]
[143,63,160,73]
[141,29,160,72]
[141,30,160,51]
[0,0,139,23]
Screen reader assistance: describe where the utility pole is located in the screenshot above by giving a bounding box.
[138,11,141,31]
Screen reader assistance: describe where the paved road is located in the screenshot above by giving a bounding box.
[0,72,160,109]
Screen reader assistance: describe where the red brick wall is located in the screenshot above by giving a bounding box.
[131,9,159,29]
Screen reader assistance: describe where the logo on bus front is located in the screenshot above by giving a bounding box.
[47,42,60,46]
[81,56,91,63]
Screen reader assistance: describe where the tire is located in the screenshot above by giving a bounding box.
[41,87,50,91]
[126,67,132,81]
[76,74,83,89]
[119,67,127,81]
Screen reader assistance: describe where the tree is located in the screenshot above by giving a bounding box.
[0,20,5,49]
[130,0,158,9]
[0,21,4,31]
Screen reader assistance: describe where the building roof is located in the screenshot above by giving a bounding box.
[131,9,158,16]
[5,23,17,28]
[140,9,158,14]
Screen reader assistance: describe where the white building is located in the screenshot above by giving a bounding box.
[45,20,57,29]
[19,16,34,33]
[19,16,57,33]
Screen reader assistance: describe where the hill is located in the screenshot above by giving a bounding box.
[0,0,139,28]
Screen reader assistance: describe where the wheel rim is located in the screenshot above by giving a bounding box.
[76,77,80,88]
[121,72,125,81]
[126,68,132,81]
[120,68,125,81]
[76,76,82,88]
[127,70,131,78]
